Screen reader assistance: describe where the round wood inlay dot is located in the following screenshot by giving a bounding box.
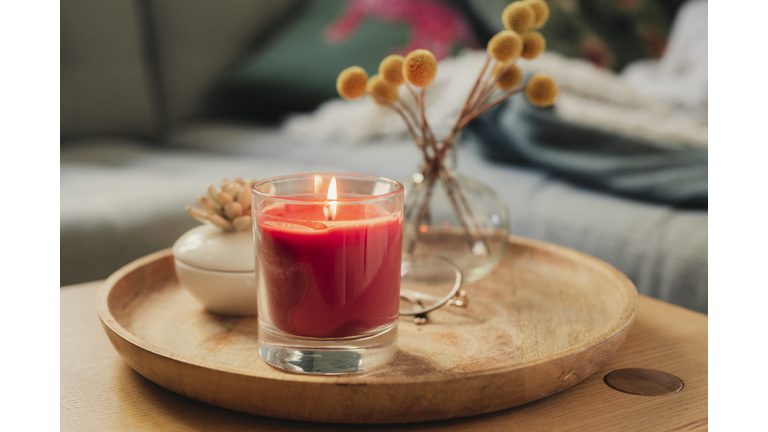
[604,368,683,396]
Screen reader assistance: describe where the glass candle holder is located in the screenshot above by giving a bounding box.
[252,173,404,374]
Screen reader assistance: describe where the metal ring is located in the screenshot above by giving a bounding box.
[399,254,463,316]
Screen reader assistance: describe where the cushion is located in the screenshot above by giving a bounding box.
[147,0,300,125]
[61,0,159,139]
[208,0,479,122]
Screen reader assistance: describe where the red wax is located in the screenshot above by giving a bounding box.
[257,203,402,338]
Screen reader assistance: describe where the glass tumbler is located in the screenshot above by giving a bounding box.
[252,173,404,374]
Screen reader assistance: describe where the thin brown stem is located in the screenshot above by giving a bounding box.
[471,81,498,113]
[455,86,525,132]
[368,91,438,168]
[453,60,522,145]
[367,92,421,143]
[465,65,495,115]
[437,167,478,251]
[495,60,518,76]
[434,134,455,170]
[408,173,436,254]
[405,83,431,153]
[471,60,519,113]
[438,134,454,157]
[398,99,420,131]
[403,175,426,222]
[405,83,421,108]
[440,167,489,254]
[419,87,438,152]
[445,55,493,149]
[456,56,491,122]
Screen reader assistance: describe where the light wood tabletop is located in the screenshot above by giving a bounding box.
[61,280,707,431]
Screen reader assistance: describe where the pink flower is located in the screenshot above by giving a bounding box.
[325,0,476,60]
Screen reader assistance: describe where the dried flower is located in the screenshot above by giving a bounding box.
[403,49,438,87]
[526,74,558,107]
[379,55,405,86]
[493,63,524,90]
[186,178,256,232]
[502,2,535,33]
[525,0,550,29]
[521,31,546,60]
[487,30,523,63]
[332,0,559,273]
[336,66,368,100]
[367,74,399,105]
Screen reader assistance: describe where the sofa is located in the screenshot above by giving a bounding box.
[61,0,707,314]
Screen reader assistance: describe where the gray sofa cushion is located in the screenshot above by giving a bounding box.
[60,0,300,139]
[61,0,160,139]
[148,0,299,125]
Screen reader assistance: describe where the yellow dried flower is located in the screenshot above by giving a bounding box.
[403,49,438,87]
[526,73,558,107]
[502,2,535,33]
[379,55,405,86]
[493,63,523,90]
[525,0,550,29]
[367,74,398,106]
[336,66,368,100]
[487,30,523,63]
[521,31,546,60]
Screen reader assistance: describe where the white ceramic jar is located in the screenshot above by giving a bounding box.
[172,224,257,316]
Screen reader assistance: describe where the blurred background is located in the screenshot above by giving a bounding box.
[61,0,708,313]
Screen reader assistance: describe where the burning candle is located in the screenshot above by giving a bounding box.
[252,173,404,374]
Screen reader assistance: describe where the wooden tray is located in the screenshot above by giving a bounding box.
[97,236,638,424]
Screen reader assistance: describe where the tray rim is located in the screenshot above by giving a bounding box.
[97,235,638,386]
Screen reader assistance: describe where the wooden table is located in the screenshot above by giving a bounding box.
[61,281,707,431]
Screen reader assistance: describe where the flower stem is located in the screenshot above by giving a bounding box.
[367,91,424,150]
[408,172,436,254]
[456,56,491,125]
[437,167,480,252]
[440,167,489,255]
[455,86,525,131]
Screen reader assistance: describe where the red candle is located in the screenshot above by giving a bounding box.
[255,184,402,339]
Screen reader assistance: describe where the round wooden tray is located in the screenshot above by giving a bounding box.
[97,236,638,424]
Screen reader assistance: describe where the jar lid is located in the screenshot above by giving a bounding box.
[172,224,255,272]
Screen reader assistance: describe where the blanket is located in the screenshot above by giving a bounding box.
[467,99,707,208]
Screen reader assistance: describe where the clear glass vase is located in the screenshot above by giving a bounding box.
[401,139,509,283]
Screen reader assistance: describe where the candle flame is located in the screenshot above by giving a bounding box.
[324,176,338,220]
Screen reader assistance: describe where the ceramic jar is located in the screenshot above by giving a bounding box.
[172,224,257,316]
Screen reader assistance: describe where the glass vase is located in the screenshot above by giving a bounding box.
[401,139,509,283]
